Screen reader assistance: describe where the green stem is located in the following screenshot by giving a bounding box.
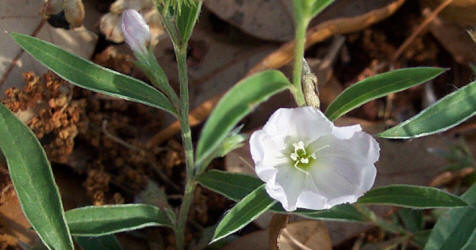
[175,181,195,250]
[176,47,194,177]
[136,51,181,111]
[174,46,196,250]
[291,18,309,107]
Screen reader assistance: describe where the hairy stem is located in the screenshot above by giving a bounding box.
[291,18,309,107]
[176,48,194,178]
[175,181,195,250]
[174,46,196,250]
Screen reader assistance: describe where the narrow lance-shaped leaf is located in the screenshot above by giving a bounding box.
[325,67,446,121]
[0,104,73,250]
[296,204,366,222]
[424,184,476,250]
[11,33,176,116]
[66,204,173,236]
[196,70,291,164]
[310,0,335,19]
[379,80,476,138]
[413,230,432,248]
[396,208,424,233]
[197,170,366,222]
[357,184,467,209]
[176,0,202,46]
[75,235,123,250]
[197,170,263,201]
[212,185,276,243]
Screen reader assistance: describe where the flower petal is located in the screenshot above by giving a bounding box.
[332,124,361,139]
[309,157,365,200]
[307,131,378,207]
[310,137,378,207]
[261,107,333,144]
[265,165,306,211]
[121,9,150,54]
[250,130,287,182]
[295,177,328,210]
[310,131,380,164]
[359,161,377,193]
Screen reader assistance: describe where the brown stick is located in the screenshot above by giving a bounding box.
[146,0,406,148]
[391,0,454,64]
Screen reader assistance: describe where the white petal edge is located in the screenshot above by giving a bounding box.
[265,166,306,211]
[261,107,333,144]
[250,130,287,182]
[295,177,328,210]
[332,124,362,139]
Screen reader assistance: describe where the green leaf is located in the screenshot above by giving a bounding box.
[413,230,432,248]
[177,1,202,46]
[212,185,276,243]
[358,184,467,208]
[293,0,334,23]
[297,204,366,222]
[197,170,263,201]
[462,236,476,250]
[198,170,366,222]
[66,204,173,236]
[469,63,476,75]
[11,33,176,115]
[396,208,423,233]
[76,235,123,250]
[310,0,334,18]
[325,67,446,121]
[0,104,73,250]
[424,184,476,250]
[379,80,476,138]
[196,70,291,164]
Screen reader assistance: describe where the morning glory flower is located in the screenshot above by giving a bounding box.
[121,9,150,54]
[250,107,379,211]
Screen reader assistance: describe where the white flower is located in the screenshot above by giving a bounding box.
[250,107,379,211]
[121,9,151,54]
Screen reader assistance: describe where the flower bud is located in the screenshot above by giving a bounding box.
[121,9,150,54]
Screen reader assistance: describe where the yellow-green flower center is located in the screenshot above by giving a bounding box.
[289,141,315,171]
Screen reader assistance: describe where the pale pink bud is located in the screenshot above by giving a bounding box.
[121,9,150,54]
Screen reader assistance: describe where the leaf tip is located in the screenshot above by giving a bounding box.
[455,198,468,207]
[209,232,224,245]
[10,32,21,40]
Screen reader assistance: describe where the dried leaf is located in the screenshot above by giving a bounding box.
[63,0,85,28]
[427,14,476,65]
[206,0,404,42]
[268,214,288,250]
[223,229,269,250]
[204,0,294,42]
[0,0,97,93]
[421,0,476,25]
[277,220,331,250]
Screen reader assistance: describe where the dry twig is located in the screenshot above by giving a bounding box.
[391,0,454,64]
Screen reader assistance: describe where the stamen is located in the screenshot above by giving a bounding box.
[290,153,298,161]
[293,141,305,151]
[289,140,315,171]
